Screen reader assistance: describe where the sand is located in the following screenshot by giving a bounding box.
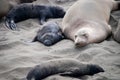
[0,0,120,80]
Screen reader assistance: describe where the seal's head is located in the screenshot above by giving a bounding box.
[51,6,65,18]
[74,29,89,47]
[43,33,63,46]
[36,31,63,46]
[87,64,105,75]
[33,22,64,46]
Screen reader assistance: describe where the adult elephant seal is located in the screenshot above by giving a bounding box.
[0,0,36,19]
[113,24,120,43]
[62,0,120,47]
[26,58,104,80]
[5,3,65,30]
[33,21,64,46]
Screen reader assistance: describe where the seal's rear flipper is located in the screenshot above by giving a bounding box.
[5,19,18,30]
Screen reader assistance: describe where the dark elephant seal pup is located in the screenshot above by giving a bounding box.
[33,21,64,46]
[62,0,120,47]
[27,58,104,80]
[5,3,65,30]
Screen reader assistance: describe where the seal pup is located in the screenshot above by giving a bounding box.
[5,3,65,30]
[33,21,64,46]
[20,0,37,3]
[26,58,104,80]
[62,0,120,47]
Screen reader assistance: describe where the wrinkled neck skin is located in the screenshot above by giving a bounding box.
[63,19,87,41]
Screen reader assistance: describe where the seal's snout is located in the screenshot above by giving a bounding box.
[75,41,86,47]
[44,40,52,46]
[97,66,104,72]
[74,37,87,47]
[88,64,105,75]
[94,65,104,73]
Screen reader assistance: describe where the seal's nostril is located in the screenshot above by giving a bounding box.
[75,41,87,47]
[75,42,79,46]
[44,40,52,46]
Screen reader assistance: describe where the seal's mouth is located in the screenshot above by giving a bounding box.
[44,40,52,46]
[74,37,87,47]
[75,42,87,47]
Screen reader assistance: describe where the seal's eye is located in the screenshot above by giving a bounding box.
[75,35,77,38]
[80,31,88,38]
[82,33,88,38]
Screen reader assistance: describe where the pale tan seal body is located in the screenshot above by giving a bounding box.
[62,0,119,47]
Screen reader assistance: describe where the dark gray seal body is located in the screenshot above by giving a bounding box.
[27,58,104,80]
[33,21,64,46]
[5,3,65,30]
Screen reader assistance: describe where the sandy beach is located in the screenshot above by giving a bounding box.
[0,0,120,80]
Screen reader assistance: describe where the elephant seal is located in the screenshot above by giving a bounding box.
[62,0,120,47]
[0,0,11,19]
[0,0,36,19]
[26,58,104,80]
[20,0,37,3]
[5,3,65,30]
[113,24,120,43]
[33,21,64,46]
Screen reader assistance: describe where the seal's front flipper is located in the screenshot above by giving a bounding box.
[39,17,46,25]
[60,68,80,77]
[5,19,18,30]
[60,71,79,77]
[60,72,73,76]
